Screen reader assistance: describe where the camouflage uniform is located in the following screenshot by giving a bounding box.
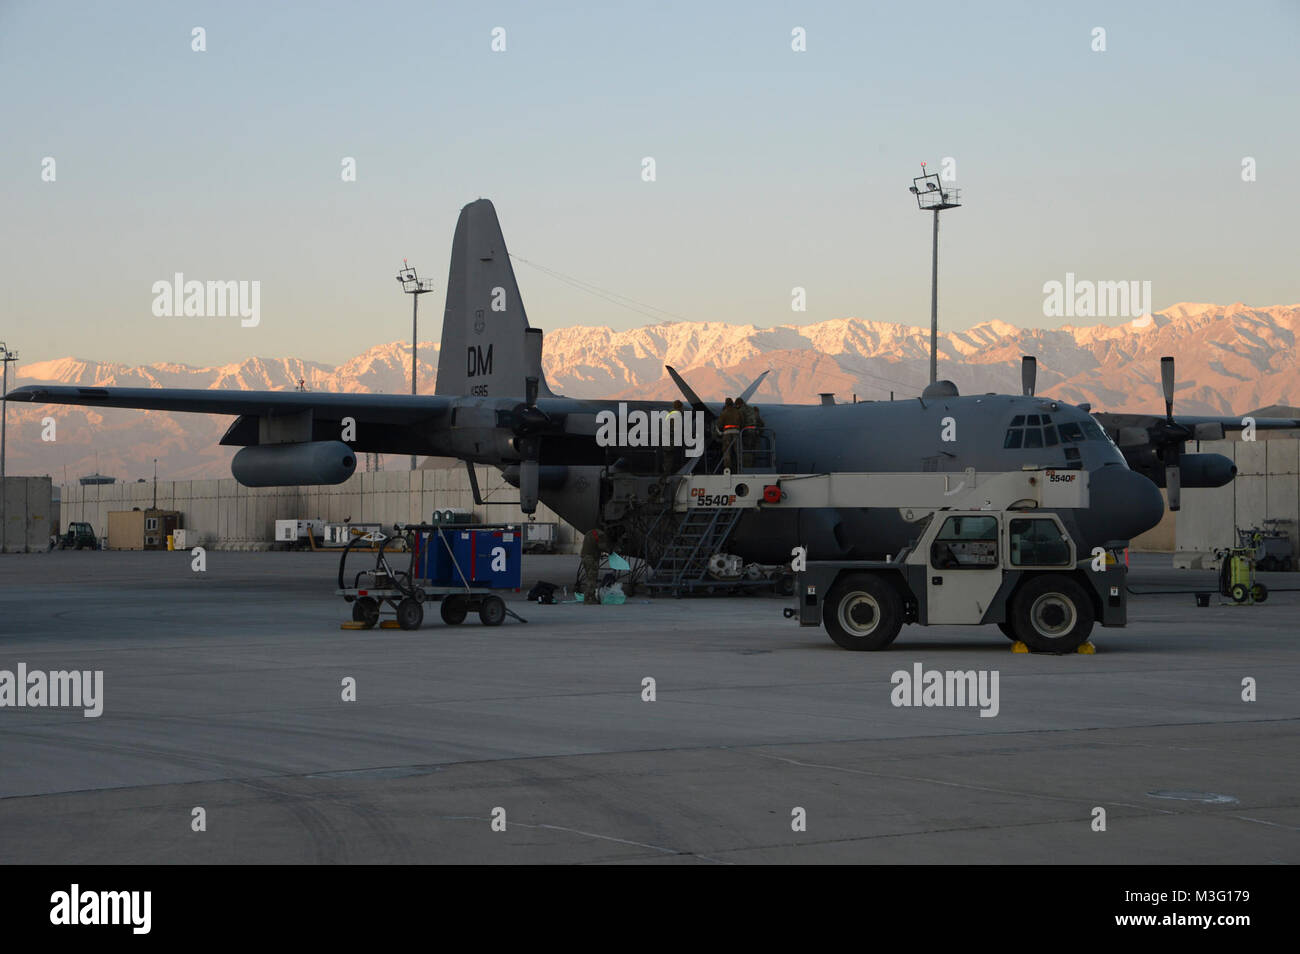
[580,528,611,604]
[717,401,743,473]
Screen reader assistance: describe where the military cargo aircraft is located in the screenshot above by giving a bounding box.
[8,199,1293,562]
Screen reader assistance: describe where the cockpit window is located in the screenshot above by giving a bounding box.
[1057,421,1084,443]
[1006,414,1103,449]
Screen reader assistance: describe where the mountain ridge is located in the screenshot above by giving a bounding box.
[8,302,1299,480]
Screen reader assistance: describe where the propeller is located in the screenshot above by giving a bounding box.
[738,369,771,404]
[513,329,550,513]
[1161,356,1175,422]
[665,365,709,415]
[1157,355,1186,511]
[1021,356,1036,397]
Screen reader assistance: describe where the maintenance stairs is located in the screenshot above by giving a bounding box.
[644,504,747,596]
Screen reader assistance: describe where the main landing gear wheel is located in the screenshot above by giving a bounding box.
[1009,574,1094,653]
[440,595,469,625]
[396,597,424,631]
[997,621,1018,641]
[352,597,380,629]
[479,595,506,627]
[823,572,902,651]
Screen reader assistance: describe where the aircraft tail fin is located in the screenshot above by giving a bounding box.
[435,199,553,399]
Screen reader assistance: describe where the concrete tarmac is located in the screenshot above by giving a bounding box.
[0,550,1296,864]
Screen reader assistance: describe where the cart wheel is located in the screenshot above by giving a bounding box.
[1230,583,1248,603]
[396,597,424,631]
[352,597,380,629]
[440,596,468,625]
[1251,583,1268,603]
[479,595,506,627]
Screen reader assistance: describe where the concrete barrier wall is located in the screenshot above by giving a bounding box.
[52,439,1300,562]
[60,466,581,552]
[1174,437,1300,567]
[1,476,53,553]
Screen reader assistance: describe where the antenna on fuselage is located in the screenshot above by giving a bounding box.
[1021,356,1037,396]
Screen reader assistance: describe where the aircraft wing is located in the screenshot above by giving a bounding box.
[1094,410,1300,440]
[4,385,451,455]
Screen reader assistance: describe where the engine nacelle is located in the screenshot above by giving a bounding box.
[1177,453,1238,489]
[231,441,357,487]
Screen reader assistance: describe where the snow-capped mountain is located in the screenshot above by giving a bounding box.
[6,303,1299,481]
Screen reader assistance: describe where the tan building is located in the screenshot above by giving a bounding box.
[107,509,181,550]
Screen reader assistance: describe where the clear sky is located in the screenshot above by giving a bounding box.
[2,0,1297,367]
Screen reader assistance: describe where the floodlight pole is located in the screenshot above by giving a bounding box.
[396,262,436,471]
[909,164,962,385]
[0,342,14,482]
[0,342,16,553]
[930,210,940,386]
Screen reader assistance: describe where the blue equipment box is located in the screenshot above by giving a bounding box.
[416,526,522,589]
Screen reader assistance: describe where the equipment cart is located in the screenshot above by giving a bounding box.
[336,524,527,630]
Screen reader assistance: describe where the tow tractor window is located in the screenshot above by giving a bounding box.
[1009,518,1072,566]
[930,515,999,570]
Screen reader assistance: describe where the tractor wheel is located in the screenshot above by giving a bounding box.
[1008,574,1095,654]
[823,572,903,651]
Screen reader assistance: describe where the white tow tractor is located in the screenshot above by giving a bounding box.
[675,467,1125,653]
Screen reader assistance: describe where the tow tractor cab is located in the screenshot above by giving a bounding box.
[799,503,1124,653]
[678,467,1126,653]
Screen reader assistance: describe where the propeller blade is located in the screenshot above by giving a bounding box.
[524,329,544,406]
[738,369,771,404]
[1165,463,1181,511]
[524,329,544,380]
[665,365,709,414]
[1161,356,1175,421]
[1021,356,1036,397]
[519,458,539,515]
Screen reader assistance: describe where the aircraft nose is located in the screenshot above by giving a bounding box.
[1086,465,1166,546]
